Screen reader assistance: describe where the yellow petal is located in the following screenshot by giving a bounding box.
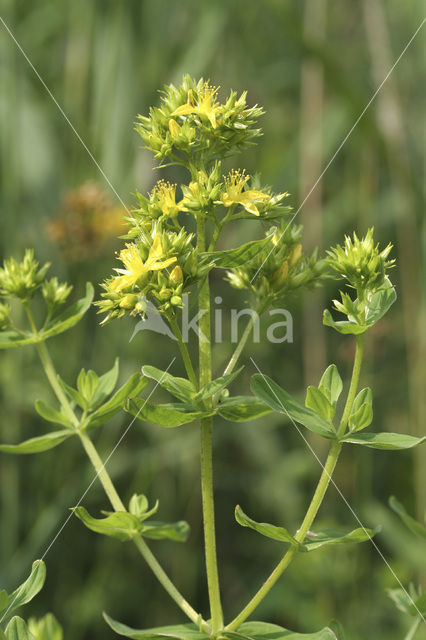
[109,274,138,292]
[147,234,165,263]
[148,256,177,271]
[171,104,196,117]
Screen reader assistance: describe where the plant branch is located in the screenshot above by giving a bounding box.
[26,314,208,631]
[226,334,365,630]
[168,313,198,388]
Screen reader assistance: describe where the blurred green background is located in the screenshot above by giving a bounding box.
[0,1,425,638]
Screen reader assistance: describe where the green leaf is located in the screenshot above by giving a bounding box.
[57,375,85,409]
[141,520,190,542]
[217,396,272,422]
[86,374,148,430]
[342,432,426,450]
[323,283,397,336]
[27,614,63,640]
[322,310,366,335]
[228,621,338,640]
[76,369,98,409]
[103,615,208,640]
[302,526,380,551]
[5,617,35,640]
[72,507,142,542]
[348,401,373,433]
[251,375,336,439]
[41,283,94,339]
[142,366,195,403]
[389,496,426,540]
[90,358,119,409]
[0,561,46,621]
[193,368,244,405]
[305,387,334,422]
[364,282,397,325]
[235,506,297,545]
[0,330,39,350]
[0,431,72,455]
[34,400,73,429]
[125,398,208,427]
[351,388,372,415]
[128,494,159,521]
[318,365,342,405]
[199,234,274,269]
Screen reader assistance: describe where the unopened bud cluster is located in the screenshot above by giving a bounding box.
[327,228,395,323]
[135,75,264,164]
[227,225,325,307]
[0,250,50,301]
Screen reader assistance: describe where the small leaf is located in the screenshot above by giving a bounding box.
[86,374,148,430]
[0,330,39,350]
[27,613,63,640]
[142,366,196,403]
[5,617,35,640]
[34,400,73,429]
[128,495,159,521]
[305,387,334,422]
[90,358,119,409]
[57,376,85,409]
[348,402,373,433]
[141,520,190,542]
[125,398,210,427]
[193,368,244,405]
[199,234,274,269]
[342,432,426,450]
[217,396,272,422]
[0,431,72,455]
[0,561,46,620]
[103,615,208,640]
[364,281,397,325]
[351,387,372,417]
[251,375,336,439]
[302,526,380,551]
[72,507,142,542]
[41,283,94,340]
[318,365,342,405]
[323,310,366,335]
[389,496,426,540]
[76,369,98,409]
[235,506,297,545]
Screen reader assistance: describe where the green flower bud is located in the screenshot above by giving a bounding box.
[0,250,50,300]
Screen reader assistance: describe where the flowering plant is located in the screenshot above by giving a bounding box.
[0,77,424,640]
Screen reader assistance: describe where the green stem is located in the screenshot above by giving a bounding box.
[338,333,365,436]
[168,314,198,389]
[226,334,365,630]
[404,618,420,640]
[78,430,208,632]
[197,214,224,633]
[26,307,208,631]
[222,300,269,377]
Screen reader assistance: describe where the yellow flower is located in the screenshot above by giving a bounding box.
[221,170,269,216]
[171,83,220,129]
[153,180,185,218]
[110,236,177,292]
